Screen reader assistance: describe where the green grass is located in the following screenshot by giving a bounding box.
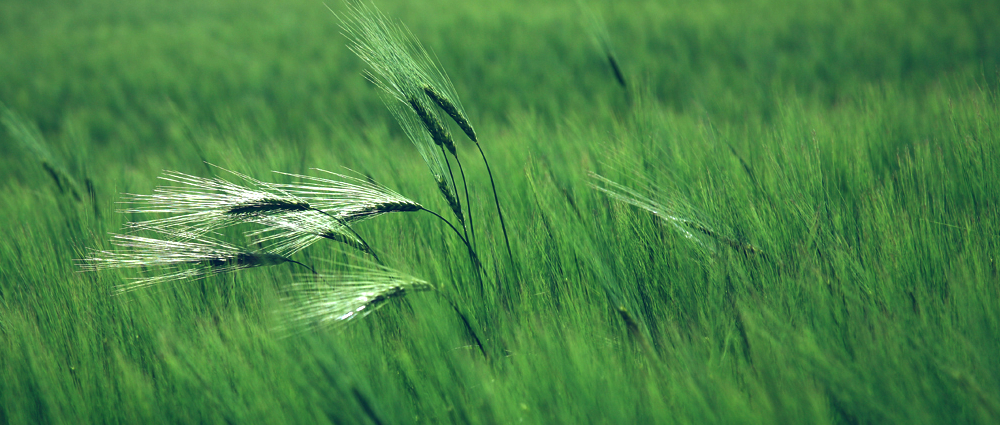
[2,0,999,423]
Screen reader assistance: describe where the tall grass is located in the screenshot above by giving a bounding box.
[1,0,999,423]
[338,0,515,271]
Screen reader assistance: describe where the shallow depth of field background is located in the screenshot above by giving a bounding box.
[2,0,999,423]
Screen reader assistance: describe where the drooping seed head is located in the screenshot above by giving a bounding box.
[408,96,456,156]
[274,169,423,222]
[245,209,369,257]
[206,252,290,269]
[225,199,313,216]
[319,230,372,255]
[78,234,294,292]
[121,167,311,237]
[280,263,435,329]
[589,172,717,254]
[342,200,422,222]
[438,179,463,224]
[382,93,457,210]
[422,85,477,143]
[607,54,627,89]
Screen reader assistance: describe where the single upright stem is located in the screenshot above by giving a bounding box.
[475,142,513,265]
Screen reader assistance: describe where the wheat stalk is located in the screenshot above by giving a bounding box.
[590,172,718,253]
[121,168,315,235]
[337,1,471,242]
[243,209,372,257]
[382,94,465,225]
[276,166,482,271]
[422,85,476,143]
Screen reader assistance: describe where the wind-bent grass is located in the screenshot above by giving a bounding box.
[340,1,470,236]
[590,172,718,253]
[78,235,309,292]
[1,103,83,202]
[243,209,375,258]
[274,168,422,221]
[590,172,763,256]
[122,167,318,235]
[4,0,1000,423]
[383,94,463,221]
[338,0,514,269]
[577,0,627,90]
[279,260,488,358]
[89,161,482,290]
[281,262,434,327]
[276,166,480,271]
[120,167,427,259]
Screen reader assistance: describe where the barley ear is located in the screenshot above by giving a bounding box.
[225,199,313,215]
[438,179,464,224]
[423,85,477,143]
[279,263,436,327]
[607,54,627,89]
[408,96,457,156]
[1,103,83,201]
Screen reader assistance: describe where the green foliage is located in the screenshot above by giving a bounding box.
[2,0,999,423]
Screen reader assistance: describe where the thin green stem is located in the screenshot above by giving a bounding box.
[454,154,476,256]
[286,258,319,275]
[312,208,382,264]
[420,207,482,272]
[475,142,513,264]
[439,292,488,360]
[441,146,466,233]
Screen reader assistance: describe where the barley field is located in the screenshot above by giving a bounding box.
[1,0,999,423]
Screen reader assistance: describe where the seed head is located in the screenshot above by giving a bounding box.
[438,179,463,224]
[408,96,456,156]
[274,168,423,222]
[78,234,292,292]
[280,263,435,329]
[423,85,477,143]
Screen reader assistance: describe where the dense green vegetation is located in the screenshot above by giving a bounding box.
[2,0,999,423]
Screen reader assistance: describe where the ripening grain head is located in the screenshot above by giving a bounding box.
[339,1,475,147]
[589,172,718,253]
[78,234,293,292]
[274,168,423,222]
[121,167,310,237]
[280,262,435,330]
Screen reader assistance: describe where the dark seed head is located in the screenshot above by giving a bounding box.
[343,201,422,221]
[206,252,288,269]
[408,96,456,155]
[437,180,463,224]
[226,199,312,215]
[422,85,477,143]
[607,54,627,89]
